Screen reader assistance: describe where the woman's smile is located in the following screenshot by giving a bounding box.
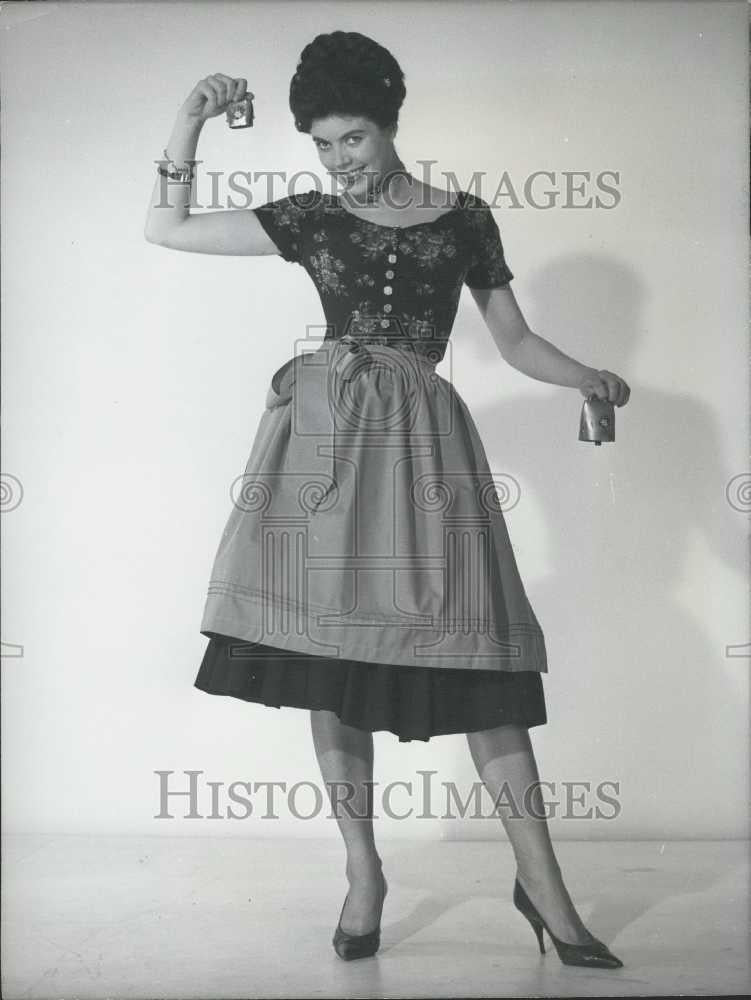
[339,166,367,184]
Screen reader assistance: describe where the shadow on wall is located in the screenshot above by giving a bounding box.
[448,253,747,835]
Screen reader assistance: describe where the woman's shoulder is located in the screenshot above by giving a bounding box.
[414,186,498,235]
[251,190,328,246]
[412,183,489,209]
[254,188,327,214]
[287,188,327,208]
[453,189,494,213]
[451,191,502,233]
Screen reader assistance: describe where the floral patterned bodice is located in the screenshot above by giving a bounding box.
[252,189,514,363]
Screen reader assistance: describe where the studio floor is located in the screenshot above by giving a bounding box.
[2,835,748,998]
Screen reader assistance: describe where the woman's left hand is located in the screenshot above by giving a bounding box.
[577,368,631,406]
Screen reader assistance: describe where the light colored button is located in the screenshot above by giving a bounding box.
[385,270,394,279]
[384,286,392,295]
[380,319,390,328]
[383,304,392,313]
[388,254,397,263]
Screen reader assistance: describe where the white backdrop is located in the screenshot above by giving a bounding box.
[1,0,748,840]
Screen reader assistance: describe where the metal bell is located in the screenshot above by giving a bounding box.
[579,394,615,445]
[226,93,255,129]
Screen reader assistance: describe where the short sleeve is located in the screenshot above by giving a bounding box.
[463,197,514,289]
[252,191,317,265]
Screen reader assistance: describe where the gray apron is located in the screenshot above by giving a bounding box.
[200,337,547,673]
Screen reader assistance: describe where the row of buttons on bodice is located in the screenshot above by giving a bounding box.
[338,232,442,362]
[349,233,398,336]
[382,238,397,325]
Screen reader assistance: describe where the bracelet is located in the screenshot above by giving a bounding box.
[158,147,194,183]
[157,163,194,183]
[156,147,194,184]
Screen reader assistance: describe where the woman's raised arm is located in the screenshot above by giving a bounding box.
[144,73,280,256]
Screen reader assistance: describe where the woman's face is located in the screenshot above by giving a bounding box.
[311,115,396,193]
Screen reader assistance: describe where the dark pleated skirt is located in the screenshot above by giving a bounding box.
[194,631,547,743]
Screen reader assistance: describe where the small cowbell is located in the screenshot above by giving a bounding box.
[226,93,255,129]
[579,394,615,446]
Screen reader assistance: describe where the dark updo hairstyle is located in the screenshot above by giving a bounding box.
[289,31,406,134]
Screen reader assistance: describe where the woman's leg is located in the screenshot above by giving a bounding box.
[467,723,596,945]
[310,708,386,934]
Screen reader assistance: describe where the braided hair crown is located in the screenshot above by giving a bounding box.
[289,31,406,133]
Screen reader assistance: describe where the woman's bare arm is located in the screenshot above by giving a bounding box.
[470,285,630,404]
[144,73,281,256]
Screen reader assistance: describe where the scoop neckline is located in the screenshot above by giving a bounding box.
[329,190,465,231]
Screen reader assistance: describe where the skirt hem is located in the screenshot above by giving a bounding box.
[194,633,548,743]
[198,619,548,674]
[192,679,547,742]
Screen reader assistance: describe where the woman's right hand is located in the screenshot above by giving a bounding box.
[179,74,250,123]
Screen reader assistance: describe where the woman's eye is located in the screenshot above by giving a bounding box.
[316,137,363,150]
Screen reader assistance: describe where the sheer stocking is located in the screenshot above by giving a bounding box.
[310,708,386,935]
[467,723,596,945]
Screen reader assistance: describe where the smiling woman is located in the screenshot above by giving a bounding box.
[145,28,628,970]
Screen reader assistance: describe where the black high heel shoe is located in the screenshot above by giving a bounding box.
[332,871,388,961]
[513,877,624,969]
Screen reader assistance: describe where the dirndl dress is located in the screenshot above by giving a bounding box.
[194,334,548,742]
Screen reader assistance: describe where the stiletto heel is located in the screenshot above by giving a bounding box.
[519,905,546,954]
[513,877,623,969]
[332,871,388,960]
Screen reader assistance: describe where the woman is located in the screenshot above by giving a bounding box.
[144,31,630,968]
